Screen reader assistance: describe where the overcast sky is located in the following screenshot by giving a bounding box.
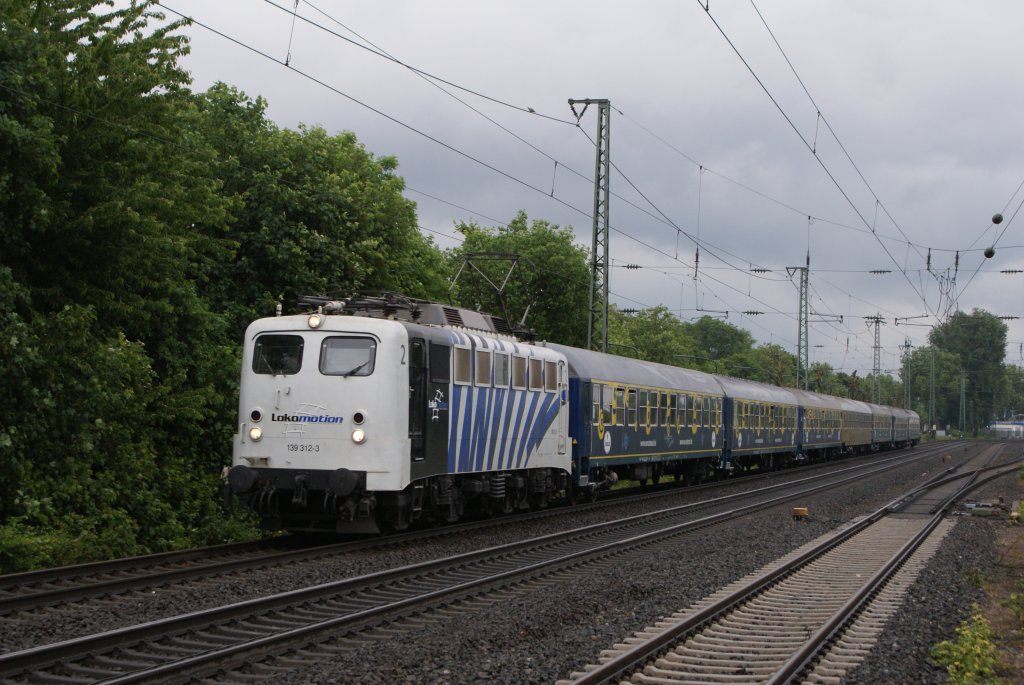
[159,0,1024,375]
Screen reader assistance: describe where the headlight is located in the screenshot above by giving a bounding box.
[351,428,366,444]
[248,426,263,442]
[308,313,323,329]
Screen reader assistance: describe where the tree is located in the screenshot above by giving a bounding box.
[682,316,755,362]
[607,305,698,365]
[195,83,449,336]
[904,346,962,432]
[0,1,253,569]
[930,310,1007,433]
[447,212,590,346]
[998,364,1024,420]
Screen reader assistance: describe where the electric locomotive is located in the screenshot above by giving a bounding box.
[227,295,573,533]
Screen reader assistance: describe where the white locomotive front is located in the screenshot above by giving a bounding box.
[229,310,411,532]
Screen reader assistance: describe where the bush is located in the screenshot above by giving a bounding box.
[931,604,999,685]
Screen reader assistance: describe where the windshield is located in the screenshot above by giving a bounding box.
[321,337,377,376]
[253,334,304,375]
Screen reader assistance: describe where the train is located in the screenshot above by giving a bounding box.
[226,294,921,533]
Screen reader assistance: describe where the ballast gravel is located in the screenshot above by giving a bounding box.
[0,445,1015,685]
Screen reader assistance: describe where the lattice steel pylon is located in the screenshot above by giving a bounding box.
[865,313,886,403]
[787,257,809,389]
[570,98,611,353]
[899,337,913,408]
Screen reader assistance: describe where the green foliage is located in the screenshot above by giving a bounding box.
[930,310,1008,434]
[931,605,999,685]
[0,2,452,572]
[195,83,448,336]
[682,316,754,361]
[730,344,796,385]
[1002,581,1024,624]
[608,305,697,365]
[964,567,986,589]
[447,212,590,346]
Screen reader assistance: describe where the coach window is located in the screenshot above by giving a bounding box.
[660,392,669,426]
[494,352,510,387]
[675,394,684,430]
[614,387,625,426]
[529,358,543,391]
[429,342,451,383]
[638,390,649,427]
[320,337,376,376]
[545,360,558,392]
[253,334,304,375]
[627,389,638,427]
[512,355,527,389]
[453,346,471,385]
[668,393,677,428]
[594,384,612,425]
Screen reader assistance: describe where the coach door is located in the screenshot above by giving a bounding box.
[557,360,568,454]
[409,338,426,462]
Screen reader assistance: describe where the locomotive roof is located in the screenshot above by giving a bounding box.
[298,294,523,337]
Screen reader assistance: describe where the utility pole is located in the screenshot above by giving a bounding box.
[569,98,611,353]
[864,314,886,404]
[787,255,809,390]
[959,368,966,435]
[929,346,936,434]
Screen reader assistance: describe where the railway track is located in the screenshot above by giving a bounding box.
[0,444,957,618]
[0,442,977,684]
[557,443,1017,685]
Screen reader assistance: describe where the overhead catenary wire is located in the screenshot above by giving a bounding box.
[165,2,1014,371]
[697,0,935,319]
[163,3,814,337]
[260,0,868,291]
[265,0,801,286]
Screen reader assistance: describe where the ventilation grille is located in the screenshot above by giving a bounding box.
[442,307,465,327]
[489,316,513,335]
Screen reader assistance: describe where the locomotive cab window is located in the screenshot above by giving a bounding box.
[320,337,376,376]
[253,334,304,375]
